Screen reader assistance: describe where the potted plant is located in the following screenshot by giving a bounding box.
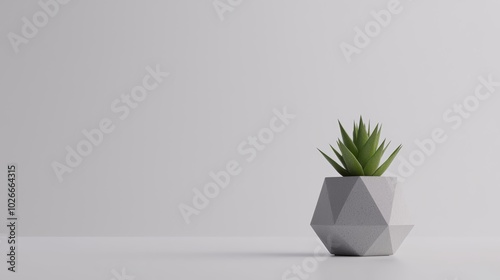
[311,117,413,256]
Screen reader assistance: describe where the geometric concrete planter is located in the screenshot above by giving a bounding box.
[311,177,413,256]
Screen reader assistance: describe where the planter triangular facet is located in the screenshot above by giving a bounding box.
[311,177,413,256]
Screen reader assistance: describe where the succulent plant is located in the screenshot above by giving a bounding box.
[318,117,402,176]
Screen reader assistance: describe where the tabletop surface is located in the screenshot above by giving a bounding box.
[1,236,498,280]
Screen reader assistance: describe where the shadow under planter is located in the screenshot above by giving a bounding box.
[311,177,413,256]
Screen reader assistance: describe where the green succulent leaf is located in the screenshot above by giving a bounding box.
[318,148,349,176]
[374,125,382,148]
[337,141,364,176]
[363,139,387,175]
[330,145,346,168]
[372,144,402,176]
[355,117,369,149]
[338,121,358,156]
[357,124,380,166]
[353,122,358,144]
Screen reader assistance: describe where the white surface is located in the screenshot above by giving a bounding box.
[1,237,499,279]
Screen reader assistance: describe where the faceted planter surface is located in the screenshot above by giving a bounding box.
[310,177,413,256]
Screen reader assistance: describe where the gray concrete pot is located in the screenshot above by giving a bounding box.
[311,177,413,256]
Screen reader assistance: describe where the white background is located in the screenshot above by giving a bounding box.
[1,0,500,238]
